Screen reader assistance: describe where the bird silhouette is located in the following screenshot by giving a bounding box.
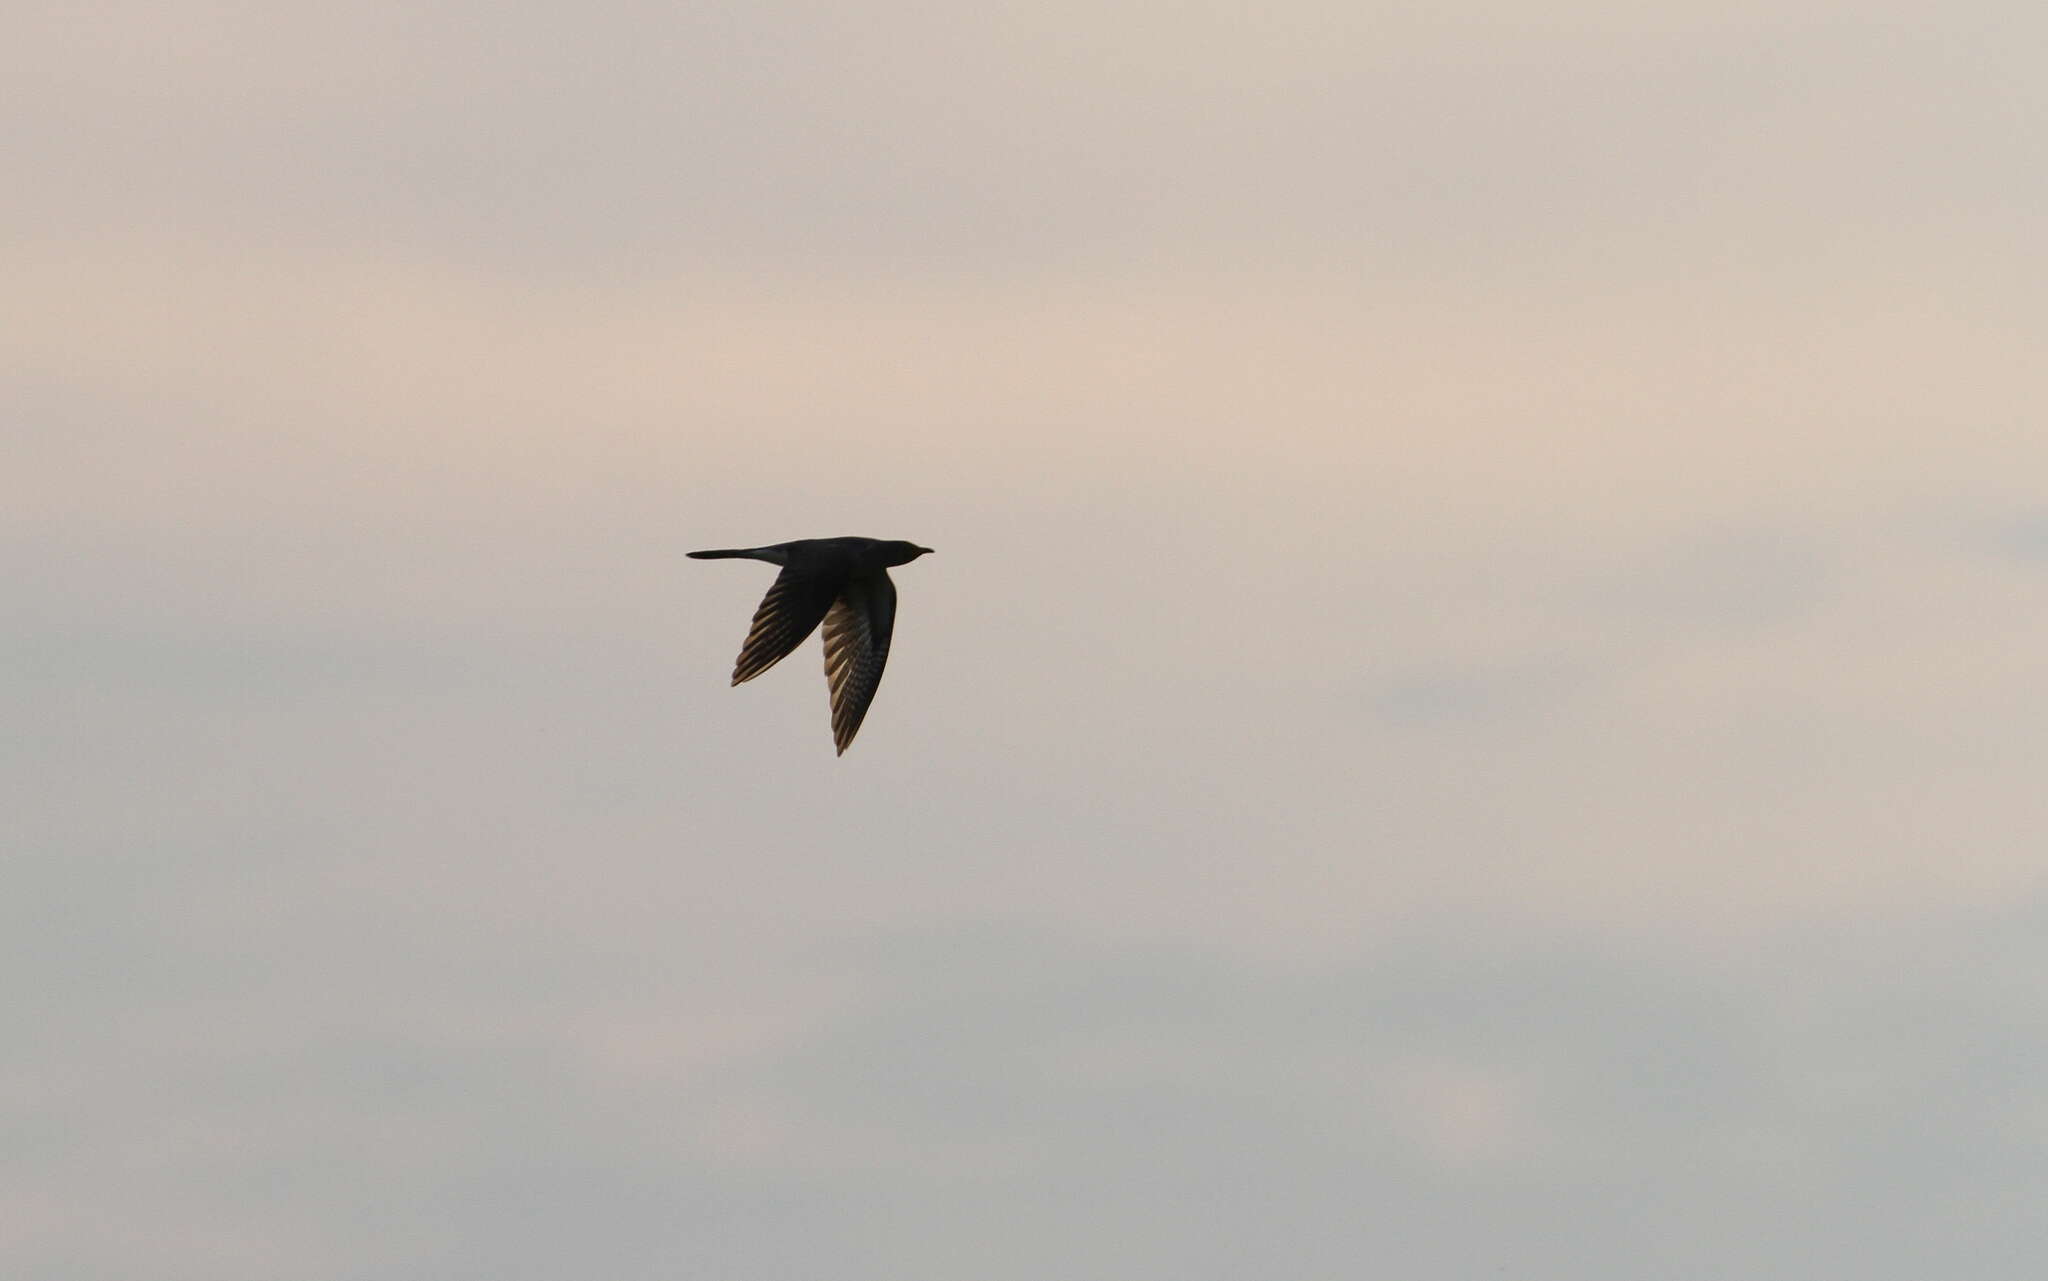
[689,537,934,754]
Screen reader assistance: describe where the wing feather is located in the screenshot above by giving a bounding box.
[820,573,897,754]
[730,568,836,685]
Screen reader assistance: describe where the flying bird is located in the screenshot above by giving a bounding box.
[688,537,934,754]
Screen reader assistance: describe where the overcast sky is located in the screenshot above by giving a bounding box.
[9,2,2048,1277]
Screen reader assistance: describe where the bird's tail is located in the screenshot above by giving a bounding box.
[688,546,790,565]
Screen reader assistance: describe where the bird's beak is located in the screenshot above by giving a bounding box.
[919,546,935,554]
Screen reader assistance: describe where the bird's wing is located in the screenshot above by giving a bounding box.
[821,572,897,754]
[730,567,838,685]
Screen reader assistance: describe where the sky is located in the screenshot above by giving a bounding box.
[8,2,2048,1276]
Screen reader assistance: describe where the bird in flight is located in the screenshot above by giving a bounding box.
[688,537,935,754]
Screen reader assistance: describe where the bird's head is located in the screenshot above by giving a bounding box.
[881,540,935,566]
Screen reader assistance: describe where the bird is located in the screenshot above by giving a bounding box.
[688,537,934,754]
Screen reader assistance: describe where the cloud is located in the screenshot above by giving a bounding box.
[12,1,2045,274]
[10,2,2048,1276]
